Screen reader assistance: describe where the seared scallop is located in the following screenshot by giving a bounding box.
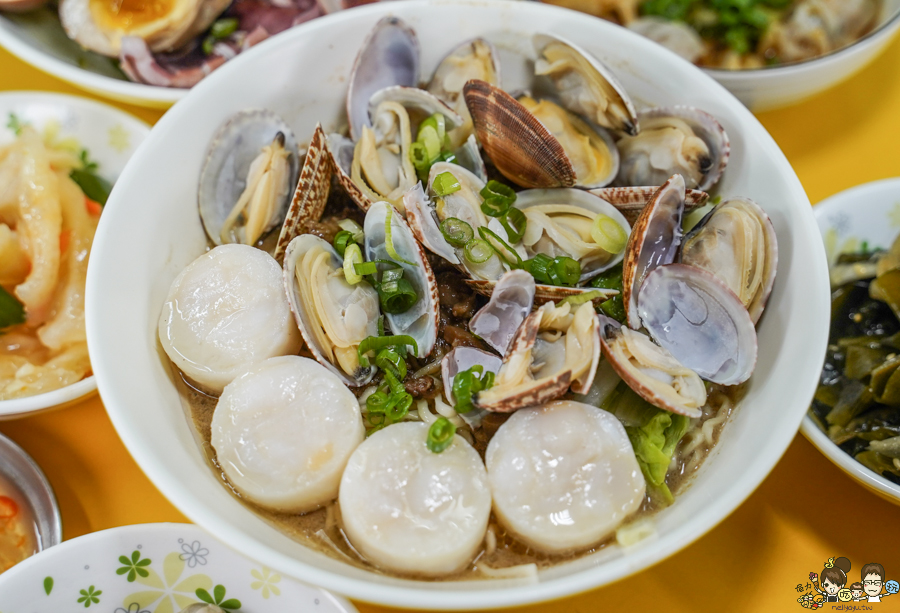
[339,422,492,576]
[211,356,364,512]
[157,244,301,394]
[485,400,645,553]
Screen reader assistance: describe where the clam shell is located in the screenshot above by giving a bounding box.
[363,201,440,358]
[598,316,705,418]
[454,134,489,183]
[274,123,332,264]
[615,106,730,191]
[533,32,639,136]
[347,17,419,141]
[513,188,631,280]
[441,346,503,429]
[637,263,758,385]
[464,79,577,189]
[368,86,463,130]
[473,311,572,413]
[403,182,460,265]
[469,270,536,355]
[199,109,300,248]
[681,197,778,324]
[465,279,618,307]
[326,132,372,213]
[590,185,708,225]
[282,234,377,387]
[428,38,502,106]
[621,174,685,329]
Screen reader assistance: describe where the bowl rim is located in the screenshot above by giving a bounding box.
[703,3,900,76]
[0,15,184,106]
[801,176,900,505]
[0,431,62,550]
[0,89,150,419]
[86,0,831,607]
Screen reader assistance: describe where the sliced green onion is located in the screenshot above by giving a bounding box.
[201,35,216,56]
[343,243,364,284]
[334,230,355,257]
[418,125,441,161]
[464,239,493,264]
[384,206,414,266]
[367,390,390,414]
[378,277,417,314]
[0,286,26,330]
[599,295,627,323]
[437,151,457,164]
[387,393,413,422]
[377,314,385,336]
[338,219,365,243]
[500,207,527,243]
[432,171,461,197]
[479,180,516,217]
[478,226,523,268]
[375,347,407,380]
[452,365,484,414]
[210,17,239,38]
[591,214,627,254]
[410,142,431,179]
[419,114,447,144]
[440,217,473,248]
[368,412,386,427]
[354,261,377,277]
[382,369,406,395]
[550,256,581,287]
[523,253,553,284]
[382,267,404,284]
[426,416,456,453]
[358,335,419,368]
[591,263,623,290]
[560,290,605,307]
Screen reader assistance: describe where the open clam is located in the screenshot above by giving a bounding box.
[637,264,758,386]
[615,107,730,191]
[283,234,379,387]
[469,269,536,355]
[198,109,300,247]
[590,184,708,225]
[680,197,778,323]
[532,32,639,136]
[463,80,619,189]
[427,38,501,149]
[621,174,686,329]
[598,316,706,417]
[363,201,440,359]
[474,300,601,412]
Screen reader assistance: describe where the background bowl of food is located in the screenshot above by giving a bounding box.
[543,0,900,111]
[805,177,900,505]
[0,91,148,419]
[86,0,830,608]
[0,0,362,107]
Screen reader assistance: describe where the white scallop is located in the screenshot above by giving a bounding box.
[339,422,491,576]
[158,244,302,393]
[486,400,645,554]
[211,356,364,512]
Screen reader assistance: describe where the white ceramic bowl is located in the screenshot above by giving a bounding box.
[707,0,900,111]
[85,1,832,608]
[804,177,900,506]
[0,91,149,420]
[0,522,357,611]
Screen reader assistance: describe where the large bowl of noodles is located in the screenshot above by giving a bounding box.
[86,1,831,608]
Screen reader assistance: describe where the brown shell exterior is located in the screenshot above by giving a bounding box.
[274,124,333,264]
[465,279,617,307]
[591,186,707,225]
[598,321,700,418]
[463,79,576,189]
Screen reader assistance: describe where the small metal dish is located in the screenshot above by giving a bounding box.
[0,432,62,553]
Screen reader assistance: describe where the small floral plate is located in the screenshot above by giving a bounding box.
[0,523,357,613]
[803,176,900,506]
[0,91,149,420]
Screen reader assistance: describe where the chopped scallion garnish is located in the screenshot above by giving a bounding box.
[358,335,418,368]
[427,417,456,453]
[334,230,355,257]
[343,243,364,284]
[432,171,461,197]
[464,238,494,264]
[560,290,605,307]
[384,206,414,266]
[591,214,627,254]
[451,365,495,414]
[479,180,516,217]
[500,207,527,243]
[439,217,473,248]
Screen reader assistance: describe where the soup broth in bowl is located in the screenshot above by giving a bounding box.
[86,1,831,608]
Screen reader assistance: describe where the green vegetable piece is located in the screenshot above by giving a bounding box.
[499,207,527,243]
[559,290,605,307]
[7,113,24,136]
[550,256,581,287]
[70,168,112,206]
[427,416,456,453]
[464,238,494,264]
[451,365,494,414]
[374,347,407,380]
[825,379,875,427]
[870,355,900,399]
[358,335,418,368]
[202,35,216,56]
[440,217,473,248]
[384,206,415,266]
[599,295,627,323]
[844,345,892,380]
[333,229,355,257]
[377,277,417,314]
[0,286,26,330]
[477,226,522,269]
[210,17,239,39]
[854,449,900,479]
[432,171,461,197]
[479,180,516,217]
[875,366,900,407]
[869,436,900,459]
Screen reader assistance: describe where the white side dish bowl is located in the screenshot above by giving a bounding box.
[806,177,900,506]
[706,0,900,111]
[0,91,149,420]
[85,1,831,608]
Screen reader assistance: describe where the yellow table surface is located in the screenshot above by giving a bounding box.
[2,31,900,613]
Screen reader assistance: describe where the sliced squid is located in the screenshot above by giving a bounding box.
[158,244,302,393]
[338,422,491,576]
[485,400,646,554]
[211,356,364,512]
